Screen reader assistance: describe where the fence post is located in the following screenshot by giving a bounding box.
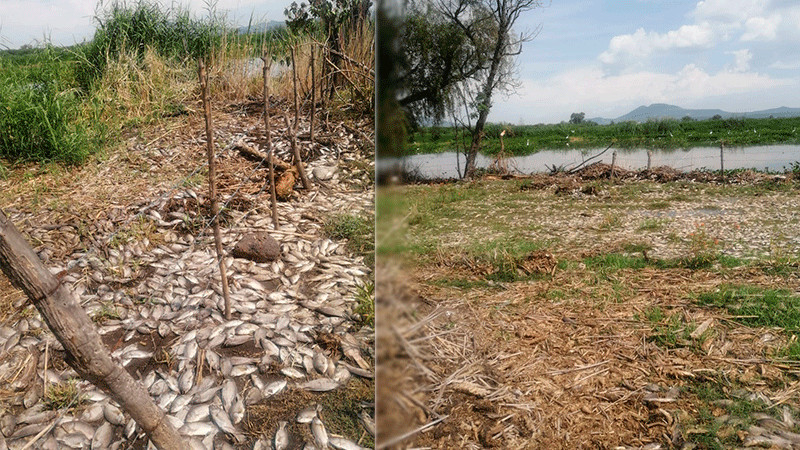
[262,56,279,230]
[198,59,232,321]
[611,150,617,180]
[720,142,725,179]
[646,150,652,171]
[0,210,187,450]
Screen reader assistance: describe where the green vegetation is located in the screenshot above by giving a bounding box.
[696,285,800,332]
[407,116,800,156]
[0,47,105,163]
[44,379,85,410]
[353,281,375,328]
[324,213,375,268]
[0,0,343,165]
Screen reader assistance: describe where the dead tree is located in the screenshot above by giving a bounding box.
[0,210,187,450]
[198,59,232,320]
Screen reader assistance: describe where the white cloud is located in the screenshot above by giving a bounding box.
[495,64,793,123]
[741,15,780,41]
[599,23,715,67]
[727,49,752,72]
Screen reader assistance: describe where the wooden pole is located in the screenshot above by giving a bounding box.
[262,55,279,230]
[285,115,311,190]
[720,142,725,179]
[198,59,232,320]
[646,150,652,171]
[310,43,316,143]
[0,210,187,450]
[290,44,300,135]
[611,150,617,180]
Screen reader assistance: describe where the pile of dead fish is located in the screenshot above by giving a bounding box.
[0,136,374,449]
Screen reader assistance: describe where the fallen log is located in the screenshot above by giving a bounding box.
[234,143,292,171]
[0,209,187,450]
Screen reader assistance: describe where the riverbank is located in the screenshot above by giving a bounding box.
[409,116,800,156]
[377,175,800,448]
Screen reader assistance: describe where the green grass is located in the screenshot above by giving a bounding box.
[323,213,375,268]
[44,379,85,411]
[407,116,800,156]
[695,285,800,332]
[353,281,374,328]
[0,47,105,164]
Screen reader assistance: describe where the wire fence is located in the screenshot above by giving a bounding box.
[380,145,800,180]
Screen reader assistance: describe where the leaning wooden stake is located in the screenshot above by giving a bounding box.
[198,59,232,320]
[290,44,300,133]
[310,43,316,143]
[646,150,652,171]
[0,210,187,450]
[285,115,311,190]
[262,55,279,229]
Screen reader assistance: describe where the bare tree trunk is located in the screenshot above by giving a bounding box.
[0,210,187,450]
[198,60,232,321]
[262,56,279,230]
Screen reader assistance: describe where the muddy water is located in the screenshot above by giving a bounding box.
[380,144,800,179]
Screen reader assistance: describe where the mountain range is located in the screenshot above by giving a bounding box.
[587,104,800,125]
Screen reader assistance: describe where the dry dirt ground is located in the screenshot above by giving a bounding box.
[0,99,375,449]
[377,168,800,449]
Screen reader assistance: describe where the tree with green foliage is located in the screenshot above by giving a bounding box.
[569,112,585,124]
[285,0,372,100]
[436,0,544,177]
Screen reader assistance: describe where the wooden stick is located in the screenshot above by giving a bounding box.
[647,150,652,171]
[198,59,232,321]
[261,55,279,229]
[720,142,725,178]
[310,43,316,143]
[611,150,617,180]
[290,44,300,134]
[284,115,311,190]
[0,210,187,450]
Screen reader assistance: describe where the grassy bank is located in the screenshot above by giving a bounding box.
[0,0,373,168]
[409,116,800,156]
[377,176,800,447]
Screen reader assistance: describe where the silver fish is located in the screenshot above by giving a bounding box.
[209,405,243,442]
[311,417,329,449]
[299,378,339,392]
[296,405,318,424]
[274,421,289,450]
[91,422,113,450]
[103,403,126,426]
[263,380,287,397]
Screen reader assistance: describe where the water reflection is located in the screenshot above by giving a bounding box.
[379,145,800,179]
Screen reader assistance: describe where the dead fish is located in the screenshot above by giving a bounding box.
[179,368,194,394]
[230,396,245,424]
[244,386,263,405]
[192,386,220,404]
[230,364,257,377]
[329,437,368,450]
[103,403,126,426]
[180,422,218,437]
[311,417,329,449]
[299,378,339,392]
[221,380,237,410]
[281,367,306,379]
[333,366,351,384]
[274,421,289,450]
[57,432,89,449]
[169,394,192,414]
[209,405,243,442]
[296,405,318,424]
[263,380,287,397]
[186,404,210,423]
[91,422,113,450]
[313,352,328,375]
[125,418,137,439]
[81,403,105,422]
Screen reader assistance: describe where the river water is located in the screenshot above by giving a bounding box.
[379,145,800,179]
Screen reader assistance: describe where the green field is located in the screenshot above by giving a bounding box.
[0,1,291,168]
[409,116,800,156]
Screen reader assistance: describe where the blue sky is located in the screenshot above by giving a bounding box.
[492,0,800,124]
[0,0,287,50]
